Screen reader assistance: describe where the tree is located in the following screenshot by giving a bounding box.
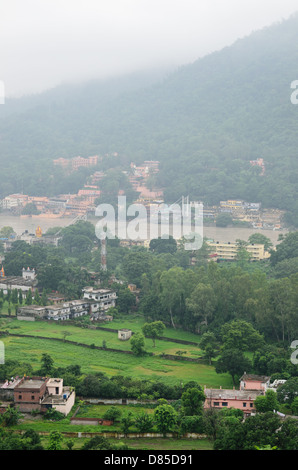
[47,431,63,450]
[134,412,154,433]
[248,233,273,251]
[103,406,122,422]
[200,332,218,365]
[154,404,177,436]
[11,288,18,305]
[276,418,298,450]
[180,415,205,434]
[149,236,177,254]
[270,231,298,266]
[215,348,252,386]
[18,290,23,305]
[22,202,40,215]
[291,397,298,415]
[25,289,32,306]
[254,389,279,413]
[116,286,136,314]
[81,435,112,450]
[181,387,205,416]
[268,278,296,343]
[0,226,15,239]
[120,412,134,434]
[277,377,298,405]
[40,353,54,375]
[130,333,146,356]
[159,266,186,329]
[142,321,165,347]
[22,429,42,448]
[214,412,281,450]
[1,406,22,426]
[40,289,48,306]
[216,213,233,227]
[34,289,40,305]
[220,320,264,352]
[235,239,251,265]
[186,283,216,330]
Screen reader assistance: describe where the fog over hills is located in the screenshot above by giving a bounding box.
[1,14,298,224]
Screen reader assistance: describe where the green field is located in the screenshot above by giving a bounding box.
[0,316,233,388]
[38,435,213,451]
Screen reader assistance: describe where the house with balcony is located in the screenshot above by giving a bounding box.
[82,287,117,316]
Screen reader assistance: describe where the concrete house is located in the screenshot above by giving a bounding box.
[239,373,271,392]
[118,329,132,341]
[3,376,75,416]
[204,386,262,416]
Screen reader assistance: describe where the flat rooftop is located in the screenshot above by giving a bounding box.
[204,389,262,400]
[15,378,47,390]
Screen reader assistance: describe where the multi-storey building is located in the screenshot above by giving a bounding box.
[207,241,271,262]
[17,288,117,321]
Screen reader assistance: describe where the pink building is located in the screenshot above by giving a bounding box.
[204,386,262,416]
[239,373,270,392]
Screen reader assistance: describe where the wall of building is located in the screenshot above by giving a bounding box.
[52,390,76,416]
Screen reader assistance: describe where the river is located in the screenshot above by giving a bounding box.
[0,214,289,246]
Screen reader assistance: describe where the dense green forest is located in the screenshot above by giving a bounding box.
[1,15,298,223]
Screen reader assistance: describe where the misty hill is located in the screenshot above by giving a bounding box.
[1,14,298,225]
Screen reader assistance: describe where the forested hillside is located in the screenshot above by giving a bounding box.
[1,14,298,223]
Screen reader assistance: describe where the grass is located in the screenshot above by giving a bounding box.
[113,438,213,451]
[11,402,213,450]
[37,436,213,451]
[1,316,200,356]
[0,317,233,388]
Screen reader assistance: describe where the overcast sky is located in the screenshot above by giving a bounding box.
[1,0,298,97]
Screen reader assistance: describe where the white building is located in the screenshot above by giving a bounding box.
[83,287,117,311]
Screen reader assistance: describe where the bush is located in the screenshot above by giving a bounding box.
[103,406,122,421]
[180,415,205,434]
[43,408,65,421]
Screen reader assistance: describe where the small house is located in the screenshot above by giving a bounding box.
[118,329,132,341]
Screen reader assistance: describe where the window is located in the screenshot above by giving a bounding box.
[243,402,247,407]
[222,402,228,407]
[250,403,253,408]
[31,395,35,400]
[214,402,220,406]
[18,395,22,400]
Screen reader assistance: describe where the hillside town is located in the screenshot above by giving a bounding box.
[0,155,285,230]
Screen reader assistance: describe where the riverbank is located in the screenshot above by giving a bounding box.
[0,214,289,246]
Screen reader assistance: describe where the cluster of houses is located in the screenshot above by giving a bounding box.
[17,287,117,322]
[0,260,117,322]
[1,157,164,220]
[203,199,284,230]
